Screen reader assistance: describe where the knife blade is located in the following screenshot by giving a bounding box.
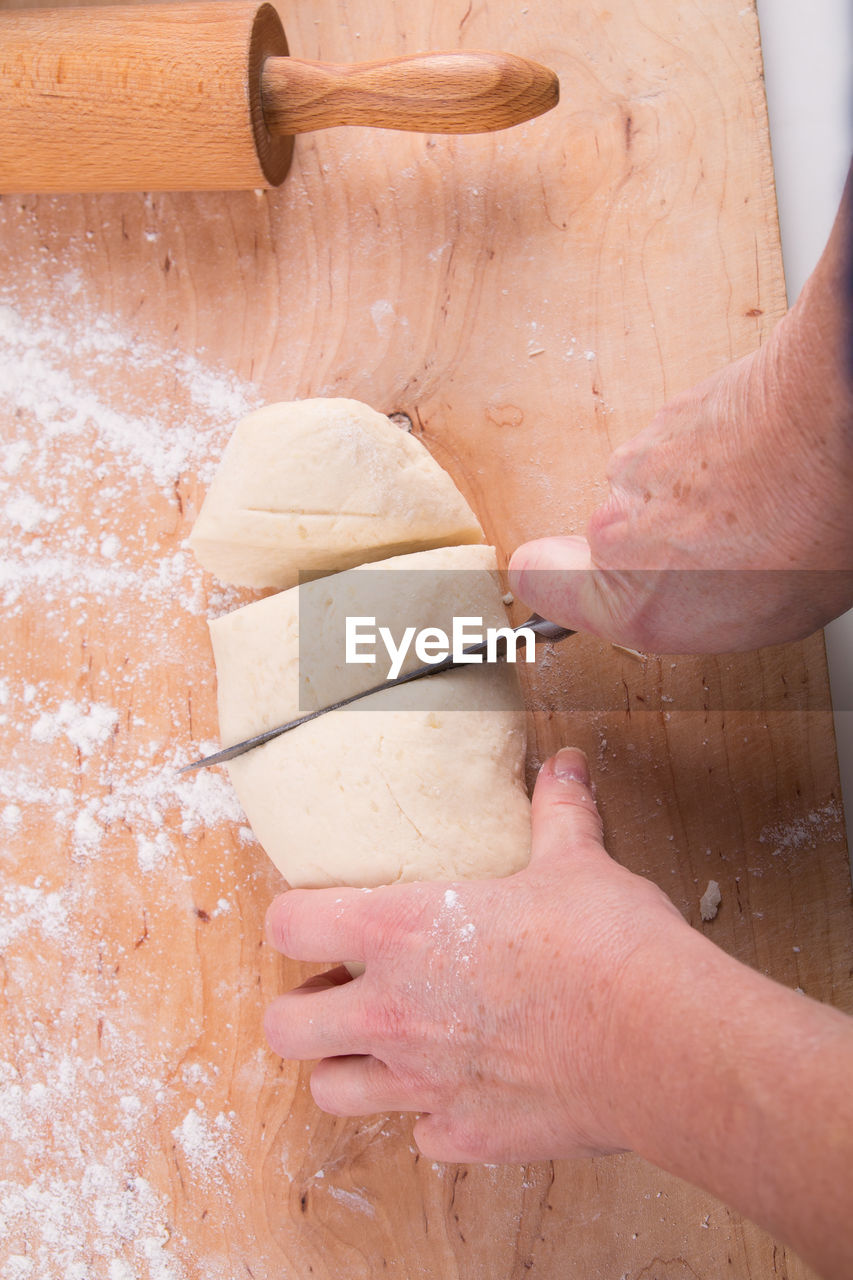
[181,614,573,773]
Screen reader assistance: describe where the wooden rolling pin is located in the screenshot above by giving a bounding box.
[0,2,559,193]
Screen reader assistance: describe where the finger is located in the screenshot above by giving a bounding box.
[528,748,607,866]
[413,1113,488,1165]
[508,535,651,646]
[508,535,592,628]
[310,1054,424,1118]
[265,886,376,964]
[264,971,366,1062]
[507,535,611,635]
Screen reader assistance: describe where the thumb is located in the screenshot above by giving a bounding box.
[529,748,607,868]
[508,535,636,642]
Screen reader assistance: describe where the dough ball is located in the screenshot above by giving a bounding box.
[209,545,531,888]
[188,398,484,589]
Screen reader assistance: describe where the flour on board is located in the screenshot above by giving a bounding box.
[0,281,263,1277]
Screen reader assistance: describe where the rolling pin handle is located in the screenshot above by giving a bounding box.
[261,51,559,136]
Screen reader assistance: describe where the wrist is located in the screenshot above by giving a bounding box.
[557,883,697,1153]
[598,918,725,1153]
[597,919,853,1278]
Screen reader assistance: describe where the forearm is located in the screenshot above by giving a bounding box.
[758,159,853,568]
[784,157,853,413]
[604,919,853,1278]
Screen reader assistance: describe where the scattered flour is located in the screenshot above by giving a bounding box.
[0,881,68,950]
[2,803,21,830]
[758,802,843,862]
[369,299,395,337]
[32,700,119,755]
[0,300,250,494]
[326,1185,376,1217]
[172,1106,236,1184]
[0,1051,188,1280]
[5,494,60,533]
[0,282,262,1277]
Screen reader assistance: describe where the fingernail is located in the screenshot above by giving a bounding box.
[552,748,590,786]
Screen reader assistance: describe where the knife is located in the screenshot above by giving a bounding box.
[181,614,573,773]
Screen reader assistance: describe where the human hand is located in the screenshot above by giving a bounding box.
[263,747,688,1164]
[509,334,853,653]
[508,178,853,654]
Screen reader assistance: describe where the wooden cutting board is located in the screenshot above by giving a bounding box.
[0,0,850,1276]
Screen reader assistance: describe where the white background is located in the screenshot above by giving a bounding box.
[755,0,852,863]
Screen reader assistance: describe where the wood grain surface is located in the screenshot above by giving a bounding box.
[0,0,850,1277]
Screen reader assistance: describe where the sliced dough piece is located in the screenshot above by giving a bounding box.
[209,544,531,889]
[188,398,484,588]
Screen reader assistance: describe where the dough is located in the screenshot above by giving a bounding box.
[188,398,484,589]
[700,880,721,922]
[209,544,531,888]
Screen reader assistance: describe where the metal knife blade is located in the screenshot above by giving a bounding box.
[181,614,574,773]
